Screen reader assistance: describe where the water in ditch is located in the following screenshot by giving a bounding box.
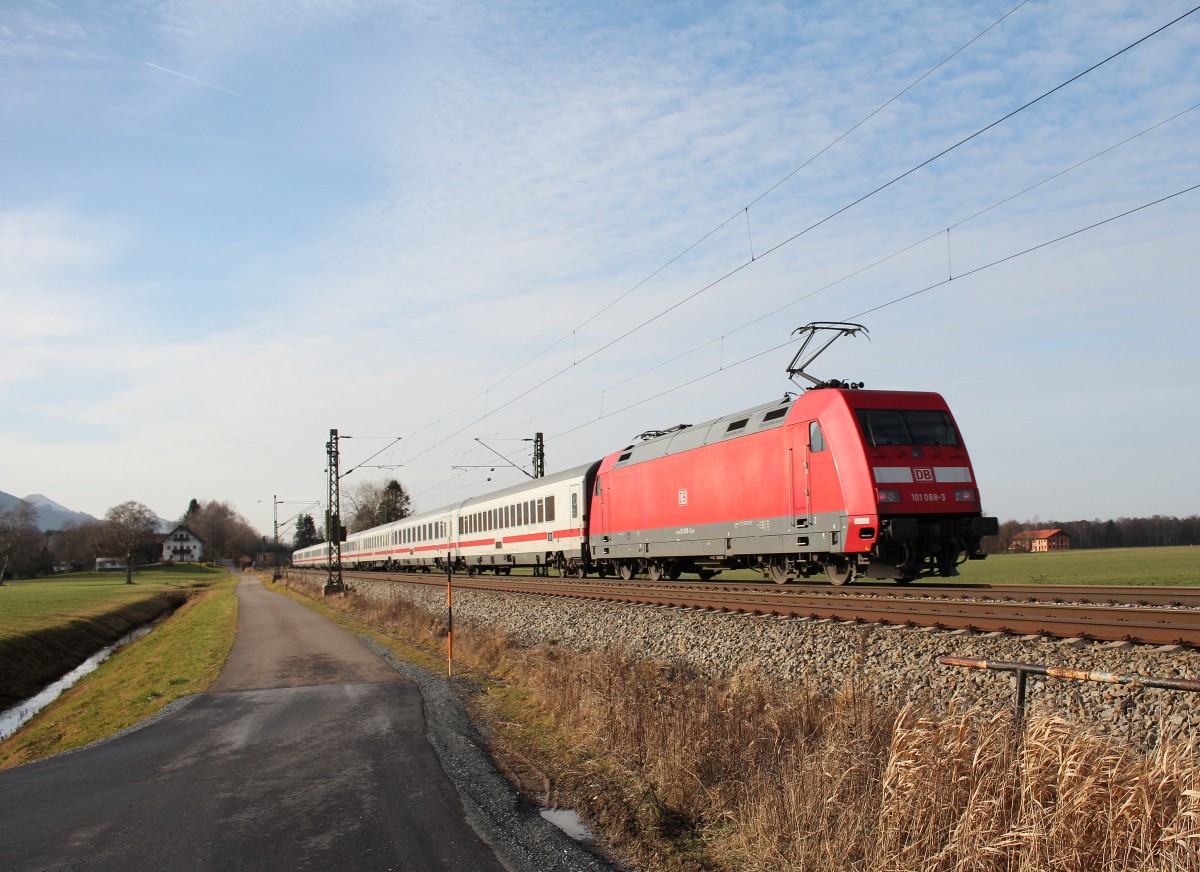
[539,807,594,841]
[0,623,158,742]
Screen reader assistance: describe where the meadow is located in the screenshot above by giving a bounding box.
[953,545,1200,586]
[0,566,238,768]
[0,564,228,641]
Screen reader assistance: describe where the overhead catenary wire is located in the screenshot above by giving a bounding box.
[405,3,1200,474]
[405,2,1199,463]
[538,180,1200,443]
[360,5,1198,517]
[484,96,1200,440]
[398,0,1035,443]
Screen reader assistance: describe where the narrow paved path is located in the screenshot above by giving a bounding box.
[0,575,506,871]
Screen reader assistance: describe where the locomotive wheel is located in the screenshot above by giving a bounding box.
[646,562,663,582]
[825,559,855,586]
[768,559,795,585]
[618,562,635,581]
[667,565,682,580]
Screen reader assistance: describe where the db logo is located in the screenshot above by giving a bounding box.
[913,468,934,482]
[678,489,688,506]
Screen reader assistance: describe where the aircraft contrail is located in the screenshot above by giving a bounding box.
[145,62,257,101]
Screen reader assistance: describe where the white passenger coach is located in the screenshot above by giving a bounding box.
[291,461,600,577]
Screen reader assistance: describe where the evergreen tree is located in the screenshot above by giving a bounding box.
[293,514,322,549]
[377,480,412,524]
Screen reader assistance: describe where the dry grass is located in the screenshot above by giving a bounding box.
[283,574,1200,871]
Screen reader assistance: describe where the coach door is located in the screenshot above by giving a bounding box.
[791,423,811,527]
[804,419,845,524]
[569,484,582,537]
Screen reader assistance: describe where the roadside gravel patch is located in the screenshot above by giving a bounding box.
[359,635,620,872]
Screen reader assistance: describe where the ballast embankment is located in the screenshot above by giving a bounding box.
[340,575,1200,747]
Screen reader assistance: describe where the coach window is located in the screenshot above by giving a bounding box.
[545,495,556,522]
[537,499,544,524]
[571,492,579,519]
[809,421,827,452]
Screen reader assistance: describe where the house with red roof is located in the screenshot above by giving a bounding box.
[1010,528,1071,552]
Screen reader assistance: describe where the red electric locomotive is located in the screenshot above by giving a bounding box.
[586,324,997,584]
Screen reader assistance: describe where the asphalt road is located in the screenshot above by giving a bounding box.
[0,575,507,871]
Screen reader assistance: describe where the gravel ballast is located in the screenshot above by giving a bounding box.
[346,576,1200,748]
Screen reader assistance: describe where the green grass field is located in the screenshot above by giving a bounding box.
[0,564,228,642]
[0,570,238,768]
[953,545,1200,586]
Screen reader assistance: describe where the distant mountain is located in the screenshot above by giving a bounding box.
[0,491,99,531]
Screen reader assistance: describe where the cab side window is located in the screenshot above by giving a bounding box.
[809,421,826,452]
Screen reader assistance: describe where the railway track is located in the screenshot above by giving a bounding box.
[305,570,1200,648]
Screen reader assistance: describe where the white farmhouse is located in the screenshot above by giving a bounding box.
[162,525,205,563]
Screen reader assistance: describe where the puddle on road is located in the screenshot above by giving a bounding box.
[539,807,594,842]
[0,623,158,741]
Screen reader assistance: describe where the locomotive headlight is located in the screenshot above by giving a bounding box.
[877,489,901,504]
[955,489,976,502]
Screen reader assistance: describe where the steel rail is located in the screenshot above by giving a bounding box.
[298,570,1200,647]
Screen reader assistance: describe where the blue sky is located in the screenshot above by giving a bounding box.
[2,0,1198,537]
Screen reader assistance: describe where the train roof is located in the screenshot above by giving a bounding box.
[453,460,599,508]
[344,460,600,540]
[608,395,794,470]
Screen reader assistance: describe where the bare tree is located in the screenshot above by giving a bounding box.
[0,500,40,584]
[345,481,384,533]
[345,479,412,533]
[186,500,260,562]
[48,519,108,570]
[105,501,160,584]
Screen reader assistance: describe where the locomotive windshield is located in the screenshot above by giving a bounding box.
[856,408,959,447]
